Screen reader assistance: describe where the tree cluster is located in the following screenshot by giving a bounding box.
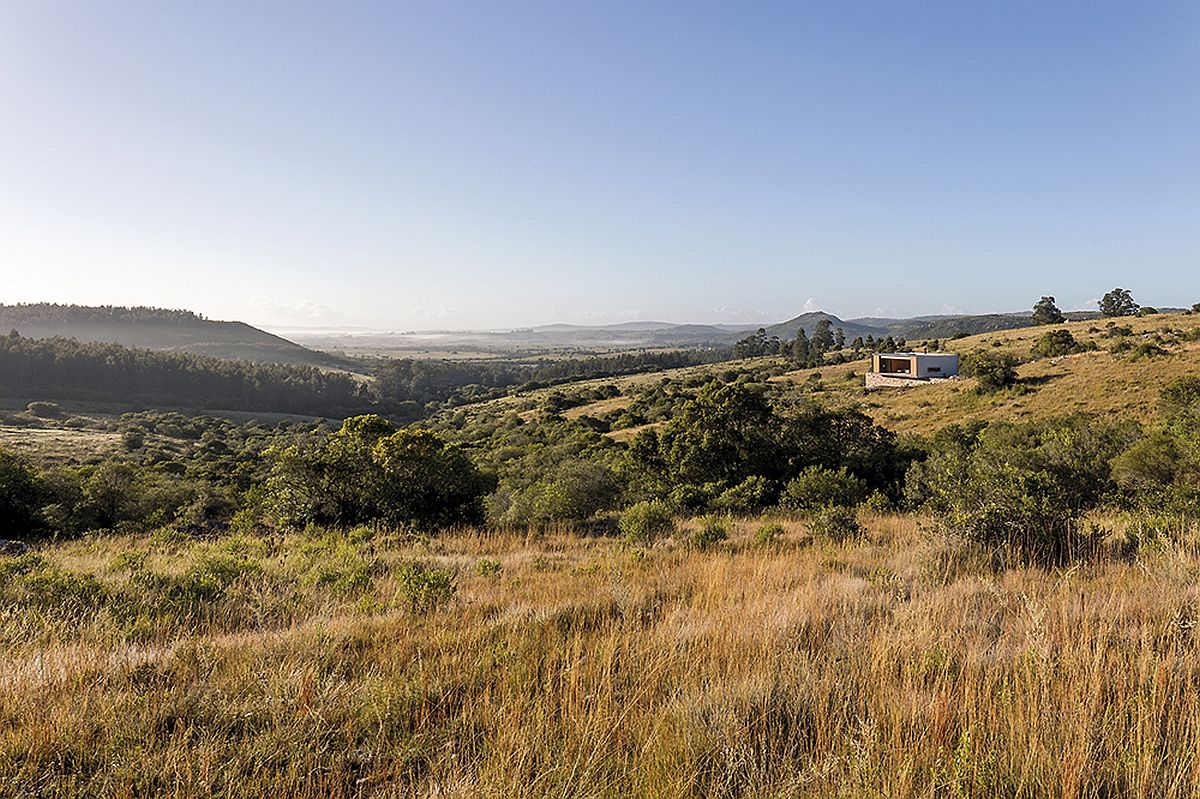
[0,332,368,417]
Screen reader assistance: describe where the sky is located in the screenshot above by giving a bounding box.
[1,1,1197,330]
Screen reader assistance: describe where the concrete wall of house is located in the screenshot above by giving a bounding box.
[913,353,959,378]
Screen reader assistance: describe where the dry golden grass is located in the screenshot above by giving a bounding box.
[562,395,633,420]
[0,425,124,465]
[3,517,1200,797]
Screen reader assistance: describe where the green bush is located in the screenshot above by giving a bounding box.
[476,558,502,578]
[808,506,863,543]
[136,553,263,617]
[714,475,774,515]
[619,500,675,544]
[780,466,868,511]
[909,416,1134,562]
[304,542,376,598]
[862,491,894,513]
[395,561,456,613]
[26,401,63,419]
[1032,330,1086,358]
[966,352,1019,393]
[1161,376,1200,425]
[754,522,785,546]
[0,448,44,538]
[689,515,728,550]
[666,483,716,514]
[1129,342,1168,360]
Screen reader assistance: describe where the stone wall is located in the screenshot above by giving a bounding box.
[864,373,958,390]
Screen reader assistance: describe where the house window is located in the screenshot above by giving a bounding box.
[879,357,911,374]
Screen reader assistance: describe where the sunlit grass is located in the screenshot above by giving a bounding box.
[2,515,1199,797]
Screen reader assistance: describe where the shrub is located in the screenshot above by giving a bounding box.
[619,500,675,544]
[4,564,105,615]
[501,461,621,526]
[1129,342,1168,360]
[395,561,457,613]
[808,506,863,543]
[304,542,376,598]
[862,491,894,513]
[136,553,263,618]
[911,416,1134,562]
[1032,330,1085,358]
[0,448,44,538]
[1161,376,1200,419]
[966,352,1019,393]
[689,515,728,550]
[754,522,785,546]
[780,466,868,511]
[666,484,713,514]
[476,558,502,578]
[26,401,63,418]
[714,475,774,515]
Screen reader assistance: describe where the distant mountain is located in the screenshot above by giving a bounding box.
[0,303,350,368]
[532,321,681,333]
[740,312,886,342]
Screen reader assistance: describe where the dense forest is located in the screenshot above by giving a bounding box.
[0,303,207,324]
[0,332,369,416]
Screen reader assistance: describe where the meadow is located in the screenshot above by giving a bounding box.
[3,514,1199,798]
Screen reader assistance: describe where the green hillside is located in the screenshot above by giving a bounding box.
[0,304,348,368]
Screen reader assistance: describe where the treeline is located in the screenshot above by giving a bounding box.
[0,303,206,324]
[372,349,726,410]
[0,332,368,416]
[734,321,917,367]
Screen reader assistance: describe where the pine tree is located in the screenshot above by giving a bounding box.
[791,329,811,364]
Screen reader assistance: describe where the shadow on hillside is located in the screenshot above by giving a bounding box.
[1021,373,1065,388]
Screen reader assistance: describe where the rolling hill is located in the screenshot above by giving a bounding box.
[754,311,885,341]
[0,304,349,368]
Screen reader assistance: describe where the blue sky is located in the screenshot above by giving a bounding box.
[1,1,1197,329]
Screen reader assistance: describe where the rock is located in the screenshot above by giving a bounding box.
[0,540,31,556]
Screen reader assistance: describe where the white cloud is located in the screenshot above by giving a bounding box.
[802,297,822,312]
[711,305,780,322]
[249,297,334,322]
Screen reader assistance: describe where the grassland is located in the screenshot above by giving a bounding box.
[850,312,1200,434]
[540,312,1200,438]
[3,516,1199,797]
[0,425,124,466]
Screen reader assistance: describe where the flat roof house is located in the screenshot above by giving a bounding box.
[867,352,959,388]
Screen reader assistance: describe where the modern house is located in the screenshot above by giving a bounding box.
[866,352,959,388]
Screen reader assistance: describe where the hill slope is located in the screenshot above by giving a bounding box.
[775,311,1200,433]
[487,311,1200,442]
[0,304,348,367]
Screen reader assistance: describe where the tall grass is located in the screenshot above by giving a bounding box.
[2,515,1198,797]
